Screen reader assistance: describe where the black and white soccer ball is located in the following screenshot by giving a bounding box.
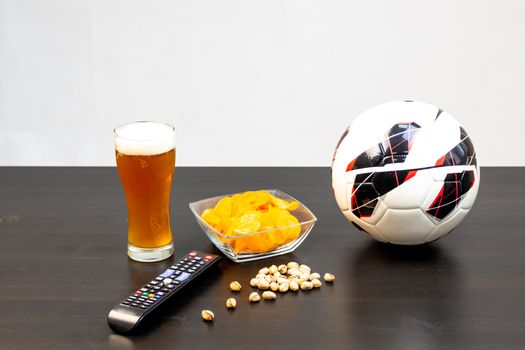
[332,101,480,245]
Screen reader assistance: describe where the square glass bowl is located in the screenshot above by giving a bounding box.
[189,189,317,262]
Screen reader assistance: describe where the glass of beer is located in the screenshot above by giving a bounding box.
[114,121,176,262]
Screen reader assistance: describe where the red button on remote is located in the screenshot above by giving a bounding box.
[188,252,197,257]
[135,291,141,295]
[204,256,214,261]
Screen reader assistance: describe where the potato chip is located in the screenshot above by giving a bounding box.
[252,190,271,208]
[214,196,233,218]
[287,201,300,211]
[270,196,291,209]
[200,190,301,254]
[201,208,221,226]
[270,229,288,245]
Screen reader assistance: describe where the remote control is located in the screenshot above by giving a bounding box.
[107,251,221,334]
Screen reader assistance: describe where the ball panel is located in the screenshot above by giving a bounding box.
[459,126,478,167]
[360,200,388,225]
[382,170,434,209]
[460,172,480,209]
[404,111,461,168]
[425,208,469,242]
[375,208,435,244]
[331,158,350,211]
[350,182,380,218]
[425,170,476,221]
[348,122,421,171]
[332,127,349,162]
[380,122,421,166]
[342,211,388,242]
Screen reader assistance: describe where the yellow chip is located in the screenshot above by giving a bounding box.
[270,229,288,245]
[269,195,290,209]
[201,190,302,254]
[252,190,271,208]
[287,201,299,211]
[215,196,233,218]
[201,208,221,227]
[230,212,262,235]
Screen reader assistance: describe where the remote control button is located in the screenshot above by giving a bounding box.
[148,293,155,298]
[150,280,159,285]
[188,252,197,257]
[161,288,170,292]
[160,268,175,278]
[163,278,173,286]
[131,302,140,307]
[139,305,149,309]
[175,272,191,282]
[179,268,186,272]
[173,280,180,285]
[141,292,148,297]
[155,295,162,300]
[129,295,137,300]
[188,269,197,273]
[140,288,148,292]
[194,257,201,260]
[204,255,214,261]
[153,286,161,291]
[121,301,130,305]
[155,277,163,281]
[157,292,165,296]
[167,284,175,288]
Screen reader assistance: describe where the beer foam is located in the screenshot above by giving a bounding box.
[115,122,175,155]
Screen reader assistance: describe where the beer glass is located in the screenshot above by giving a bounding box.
[114,121,176,262]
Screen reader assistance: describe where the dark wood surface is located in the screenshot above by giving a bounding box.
[1,167,524,349]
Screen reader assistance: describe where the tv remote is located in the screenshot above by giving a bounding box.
[107,251,221,334]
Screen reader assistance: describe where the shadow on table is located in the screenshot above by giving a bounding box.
[346,241,465,349]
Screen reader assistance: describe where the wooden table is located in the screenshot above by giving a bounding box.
[1,167,524,349]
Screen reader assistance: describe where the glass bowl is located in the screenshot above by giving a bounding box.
[189,189,317,263]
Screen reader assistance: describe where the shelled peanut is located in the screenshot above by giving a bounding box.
[249,263,334,296]
[209,263,335,320]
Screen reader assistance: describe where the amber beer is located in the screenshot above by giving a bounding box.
[114,122,176,262]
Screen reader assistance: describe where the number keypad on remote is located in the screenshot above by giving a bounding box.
[119,253,215,310]
[107,251,221,334]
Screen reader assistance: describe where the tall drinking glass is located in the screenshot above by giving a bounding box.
[114,121,176,262]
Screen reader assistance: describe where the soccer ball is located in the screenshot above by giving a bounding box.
[331,100,480,245]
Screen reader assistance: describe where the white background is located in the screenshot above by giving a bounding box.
[1,0,524,166]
